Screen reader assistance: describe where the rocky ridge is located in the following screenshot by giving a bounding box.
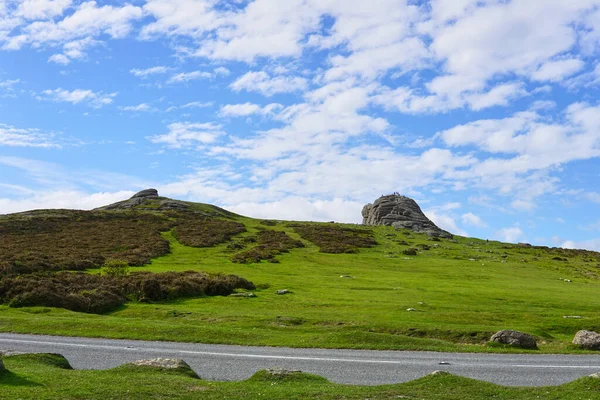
[94,188,190,212]
[362,194,453,238]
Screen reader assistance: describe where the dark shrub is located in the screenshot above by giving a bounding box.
[0,271,255,314]
[231,230,304,264]
[403,248,418,256]
[173,216,246,247]
[294,224,377,254]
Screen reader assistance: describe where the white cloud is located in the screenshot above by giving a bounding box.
[532,58,585,82]
[15,0,72,20]
[48,37,103,64]
[0,123,59,148]
[40,88,117,107]
[230,71,308,96]
[0,190,135,215]
[562,238,600,251]
[461,212,487,228]
[167,70,213,83]
[227,197,365,223]
[2,1,143,50]
[495,227,525,243]
[130,66,170,77]
[181,101,212,109]
[424,209,468,236]
[219,102,282,117]
[120,103,156,112]
[48,53,70,65]
[149,122,224,148]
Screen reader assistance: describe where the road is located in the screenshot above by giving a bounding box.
[1,333,599,386]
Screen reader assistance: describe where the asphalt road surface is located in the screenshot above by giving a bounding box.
[1,333,599,386]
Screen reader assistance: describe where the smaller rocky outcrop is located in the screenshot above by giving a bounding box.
[94,189,190,212]
[130,358,199,378]
[573,330,600,350]
[490,330,537,349]
[131,188,159,198]
[362,194,453,238]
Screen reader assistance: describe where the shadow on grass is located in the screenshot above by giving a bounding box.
[0,370,42,387]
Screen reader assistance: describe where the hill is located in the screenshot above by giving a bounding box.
[0,190,599,352]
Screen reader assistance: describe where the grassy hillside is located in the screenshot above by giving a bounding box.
[0,197,599,352]
[1,353,599,400]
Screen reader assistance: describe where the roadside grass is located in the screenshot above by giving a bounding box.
[1,354,600,400]
[1,215,599,353]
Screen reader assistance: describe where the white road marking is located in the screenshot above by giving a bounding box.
[1,337,600,369]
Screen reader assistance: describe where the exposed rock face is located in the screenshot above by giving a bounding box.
[573,330,600,350]
[362,195,453,238]
[490,330,537,349]
[131,188,159,198]
[94,188,190,212]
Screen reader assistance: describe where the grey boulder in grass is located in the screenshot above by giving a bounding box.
[573,330,600,350]
[130,358,199,378]
[490,330,537,349]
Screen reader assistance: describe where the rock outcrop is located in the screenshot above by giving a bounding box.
[490,330,537,349]
[573,330,600,350]
[362,194,453,238]
[94,189,189,212]
[130,358,199,378]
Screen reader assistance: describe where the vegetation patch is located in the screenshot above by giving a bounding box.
[0,210,172,275]
[173,216,246,247]
[0,271,255,314]
[231,230,304,264]
[293,223,377,253]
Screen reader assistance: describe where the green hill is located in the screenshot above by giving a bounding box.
[1,190,599,353]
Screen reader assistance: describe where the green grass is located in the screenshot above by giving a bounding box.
[1,215,600,353]
[2,354,600,399]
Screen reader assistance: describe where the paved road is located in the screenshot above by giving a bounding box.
[1,333,599,386]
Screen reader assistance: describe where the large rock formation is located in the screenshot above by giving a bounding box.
[573,330,600,350]
[490,330,537,349]
[362,194,453,238]
[94,189,189,211]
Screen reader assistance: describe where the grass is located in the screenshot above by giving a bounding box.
[2,353,600,399]
[1,205,600,353]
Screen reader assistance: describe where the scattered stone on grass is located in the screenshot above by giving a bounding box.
[563,315,582,319]
[131,358,199,378]
[276,289,291,295]
[573,330,600,350]
[0,350,25,356]
[429,370,451,376]
[229,292,257,298]
[265,367,302,377]
[490,330,537,349]
[340,275,354,279]
[406,308,416,312]
[590,372,600,379]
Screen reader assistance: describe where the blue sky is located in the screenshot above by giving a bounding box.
[1,0,600,250]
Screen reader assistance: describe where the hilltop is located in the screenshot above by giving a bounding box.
[0,190,599,353]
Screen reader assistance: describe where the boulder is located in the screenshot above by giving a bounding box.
[362,195,453,238]
[573,330,600,350]
[265,367,301,377]
[130,358,199,378]
[276,289,291,295]
[490,330,537,349]
[131,188,159,199]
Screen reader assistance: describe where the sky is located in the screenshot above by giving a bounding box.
[1,0,600,250]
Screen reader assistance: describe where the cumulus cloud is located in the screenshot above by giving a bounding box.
[461,212,487,228]
[39,88,117,107]
[495,227,525,243]
[149,122,224,148]
[230,71,308,96]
